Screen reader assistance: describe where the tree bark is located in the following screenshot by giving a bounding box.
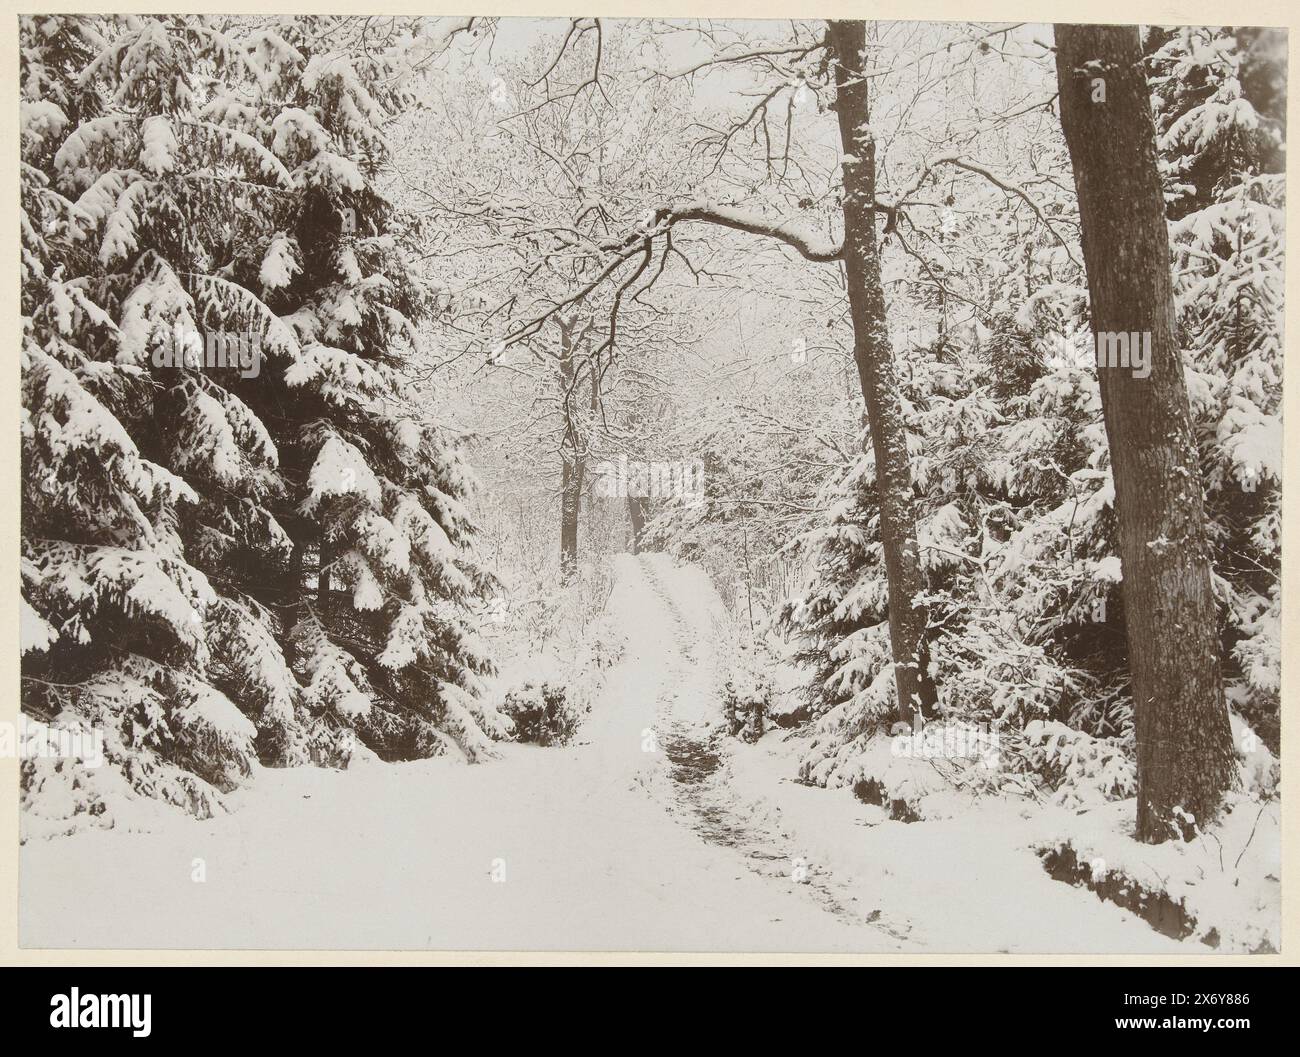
[828,20,938,725]
[1055,24,1236,842]
[560,458,583,576]
[317,533,332,601]
[557,315,585,579]
[289,541,304,584]
[627,496,647,554]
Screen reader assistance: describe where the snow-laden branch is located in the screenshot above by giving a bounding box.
[885,153,1080,266]
[622,202,844,263]
[495,201,844,359]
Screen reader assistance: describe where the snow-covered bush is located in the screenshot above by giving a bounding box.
[1228,710,1279,798]
[499,682,582,747]
[1010,720,1136,810]
[476,549,622,747]
[721,644,774,743]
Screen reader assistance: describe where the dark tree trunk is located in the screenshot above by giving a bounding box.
[627,496,647,553]
[828,20,938,725]
[557,315,585,580]
[560,457,583,577]
[1055,24,1236,842]
[317,533,332,601]
[288,539,306,608]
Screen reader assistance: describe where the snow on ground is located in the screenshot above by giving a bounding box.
[1036,793,1281,953]
[20,553,1244,952]
[723,741,1190,953]
[20,555,887,951]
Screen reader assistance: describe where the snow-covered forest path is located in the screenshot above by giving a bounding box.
[21,555,900,951]
[631,556,912,943]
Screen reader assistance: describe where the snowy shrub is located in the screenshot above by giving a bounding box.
[504,559,616,658]
[1010,720,1136,809]
[499,682,581,747]
[476,554,621,750]
[722,650,773,744]
[1228,710,1279,798]
[797,728,953,822]
[765,649,814,729]
[707,613,788,743]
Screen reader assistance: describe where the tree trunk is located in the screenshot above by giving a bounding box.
[1055,24,1236,842]
[317,533,332,601]
[627,496,647,553]
[560,457,583,577]
[288,539,306,606]
[828,20,938,725]
[557,315,584,579]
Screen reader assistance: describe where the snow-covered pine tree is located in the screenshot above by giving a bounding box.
[1148,26,1284,753]
[21,14,503,830]
[21,13,258,823]
[780,178,1141,800]
[776,424,893,725]
[217,16,504,762]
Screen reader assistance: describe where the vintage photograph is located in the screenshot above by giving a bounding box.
[16,12,1284,953]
